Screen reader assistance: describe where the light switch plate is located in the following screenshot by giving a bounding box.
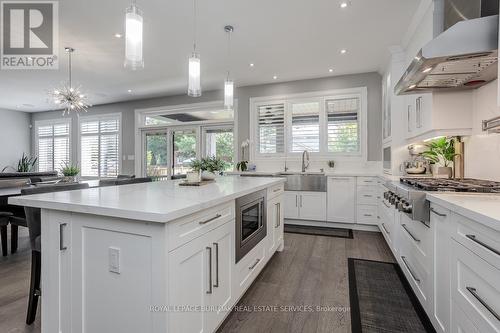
[108,247,120,274]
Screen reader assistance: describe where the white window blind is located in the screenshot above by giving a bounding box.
[291,102,320,152]
[327,97,360,153]
[80,116,120,178]
[258,104,285,154]
[36,121,70,172]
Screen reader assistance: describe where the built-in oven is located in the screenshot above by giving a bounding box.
[235,189,267,263]
[383,146,392,174]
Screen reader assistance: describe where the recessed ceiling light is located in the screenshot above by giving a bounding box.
[329,68,334,73]
[127,89,132,93]
[339,1,349,8]
[114,33,122,38]
[273,75,278,80]
[249,63,255,67]
[340,49,347,54]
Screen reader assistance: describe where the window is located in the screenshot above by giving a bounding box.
[327,97,360,153]
[251,88,366,160]
[290,102,320,152]
[257,103,285,154]
[172,129,197,176]
[80,115,121,178]
[204,127,234,171]
[36,120,70,172]
[145,131,169,180]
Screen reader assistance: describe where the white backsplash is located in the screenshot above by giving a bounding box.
[463,80,500,181]
[252,159,382,174]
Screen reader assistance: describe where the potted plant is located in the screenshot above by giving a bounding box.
[1,153,37,172]
[237,139,250,172]
[421,137,458,178]
[60,162,80,183]
[190,156,228,180]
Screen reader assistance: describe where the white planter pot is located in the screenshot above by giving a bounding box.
[201,171,216,181]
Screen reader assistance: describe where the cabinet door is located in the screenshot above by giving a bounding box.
[206,223,233,332]
[284,191,299,219]
[327,177,356,223]
[169,232,212,333]
[267,194,284,256]
[299,192,327,221]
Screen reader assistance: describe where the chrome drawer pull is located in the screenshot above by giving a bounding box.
[363,214,372,217]
[206,247,212,294]
[383,201,391,209]
[249,258,260,270]
[59,223,67,251]
[466,287,500,321]
[213,243,219,288]
[275,202,281,228]
[466,234,500,256]
[273,187,281,193]
[401,256,420,283]
[363,194,373,197]
[199,214,222,225]
[430,207,447,217]
[381,223,390,235]
[402,224,421,243]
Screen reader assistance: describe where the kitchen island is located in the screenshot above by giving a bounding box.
[9,176,286,333]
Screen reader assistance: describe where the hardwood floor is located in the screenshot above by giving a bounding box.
[217,230,394,333]
[0,227,393,333]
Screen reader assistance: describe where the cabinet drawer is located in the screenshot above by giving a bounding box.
[399,214,432,267]
[399,245,430,307]
[451,302,480,333]
[357,186,379,205]
[235,240,266,294]
[452,214,500,270]
[357,177,378,186]
[267,183,284,200]
[378,206,393,246]
[168,202,235,252]
[356,205,378,225]
[451,240,500,333]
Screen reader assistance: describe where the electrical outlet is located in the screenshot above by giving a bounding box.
[108,247,120,274]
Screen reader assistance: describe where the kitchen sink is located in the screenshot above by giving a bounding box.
[281,173,326,192]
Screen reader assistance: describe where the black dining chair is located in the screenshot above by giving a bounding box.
[20,182,90,325]
[0,212,12,256]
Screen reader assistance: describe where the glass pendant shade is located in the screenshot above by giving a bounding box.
[125,4,144,70]
[188,53,201,97]
[224,79,234,109]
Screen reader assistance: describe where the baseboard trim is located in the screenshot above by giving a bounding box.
[284,219,380,232]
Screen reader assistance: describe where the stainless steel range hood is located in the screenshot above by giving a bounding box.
[395,0,499,95]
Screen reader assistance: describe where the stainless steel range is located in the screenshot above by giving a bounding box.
[383,178,500,227]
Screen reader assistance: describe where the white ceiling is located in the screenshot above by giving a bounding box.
[1,0,420,112]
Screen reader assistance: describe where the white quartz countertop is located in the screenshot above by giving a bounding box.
[9,176,285,223]
[426,193,500,231]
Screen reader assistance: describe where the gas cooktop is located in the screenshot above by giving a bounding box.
[400,178,500,193]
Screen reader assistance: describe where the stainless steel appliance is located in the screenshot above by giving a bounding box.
[383,177,500,227]
[235,189,267,263]
[395,0,499,95]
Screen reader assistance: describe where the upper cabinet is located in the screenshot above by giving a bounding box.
[382,72,392,143]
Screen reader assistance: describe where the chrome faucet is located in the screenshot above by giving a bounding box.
[301,150,310,172]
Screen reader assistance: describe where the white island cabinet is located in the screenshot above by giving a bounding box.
[9,176,285,333]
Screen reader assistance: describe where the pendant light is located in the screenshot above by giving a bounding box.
[188,0,201,97]
[51,47,91,116]
[224,25,234,110]
[125,0,144,70]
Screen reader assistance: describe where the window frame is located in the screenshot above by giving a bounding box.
[250,87,367,162]
[34,118,72,173]
[78,113,122,179]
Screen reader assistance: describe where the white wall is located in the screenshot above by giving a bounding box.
[0,108,31,171]
[463,80,500,181]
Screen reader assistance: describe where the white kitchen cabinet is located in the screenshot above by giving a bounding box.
[431,204,452,333]
[284,191,326,221]
[284,191,299,219]
[267,194,284,256]
[327,177,356,223]
[169,222,233,333]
